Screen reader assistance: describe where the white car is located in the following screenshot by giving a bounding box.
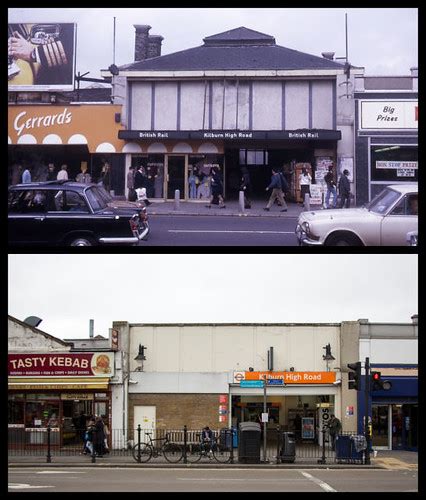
[295,183,418,246]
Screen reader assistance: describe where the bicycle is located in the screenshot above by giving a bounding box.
[132,431,183,463]
[185,431,232,463]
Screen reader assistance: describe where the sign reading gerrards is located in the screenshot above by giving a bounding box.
[8,353,114,377]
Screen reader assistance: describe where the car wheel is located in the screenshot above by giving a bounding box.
[326,233,362,246]
[69,237,94,246]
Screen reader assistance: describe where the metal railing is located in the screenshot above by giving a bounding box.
[8,425,365,465]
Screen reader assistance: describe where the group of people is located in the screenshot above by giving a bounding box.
[10,160,112,191]
[75,412,110,458]
[127,164,164,203]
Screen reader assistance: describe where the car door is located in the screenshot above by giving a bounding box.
[8,189,51,245]
[380,193,418,246]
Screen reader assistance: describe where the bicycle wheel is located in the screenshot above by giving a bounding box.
[162,443,183,463]
[184,443,202,463]
[132,443,152,463]
[213,442,232,463]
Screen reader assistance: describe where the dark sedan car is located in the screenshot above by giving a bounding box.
[8,181,149,246]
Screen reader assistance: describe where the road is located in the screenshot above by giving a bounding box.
[141,215,300,246]
[8,467,418,492]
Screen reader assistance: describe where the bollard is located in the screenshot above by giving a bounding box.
[137,424,142,463]
[46,425,52,463]
[276,425,281,464]
[239,190,245,213]
[174,190,180,210]
[229,428,234,464]
[91,427,96,463]
[183,425,187,464]
[304,193,310,211]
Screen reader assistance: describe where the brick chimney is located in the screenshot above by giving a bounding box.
[147,35,164,58]
[134,24,152,62]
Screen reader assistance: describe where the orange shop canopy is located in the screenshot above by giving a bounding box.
[8,104,124,153]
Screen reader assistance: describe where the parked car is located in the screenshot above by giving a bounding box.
[8,180,150,246]
[295,183,418,246]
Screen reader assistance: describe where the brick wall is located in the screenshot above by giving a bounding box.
[129,393,221,431]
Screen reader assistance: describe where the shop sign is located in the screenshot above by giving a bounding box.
[119,129,342,141]
[219,395,228,403]
[8,353,114,377]
[60,393,94,400]
[360,100,418,130]
[240,380,264,388]
[244,371,336,384]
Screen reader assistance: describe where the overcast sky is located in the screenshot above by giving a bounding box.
[8,8,418,80]
[8,254,418,340]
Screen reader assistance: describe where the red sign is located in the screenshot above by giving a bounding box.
[8,353,114,377]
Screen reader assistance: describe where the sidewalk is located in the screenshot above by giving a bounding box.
[137,199,307,218]
[9,450,417,469]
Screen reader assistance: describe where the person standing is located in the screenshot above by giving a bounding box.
[328,414,342,451]
[46,162,56,181]
[324,164,337,209]
[207,166,225,208]
[240,166,252,209]
[100,162,111,193]
[84,417,96,456]
[57,164,68,181]
[338,169,351,208]
[188,169,199,199]
[94,416,106,457]
[299,167,312,205]
[127,165,136,201]
[76,164,92,184]
[134,165,151,206]
[264,168,288,212]
[21,164,31,183]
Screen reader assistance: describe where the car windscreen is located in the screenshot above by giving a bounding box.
[366,188,401,215]
[96,186,113,203]
[85,186,109,212]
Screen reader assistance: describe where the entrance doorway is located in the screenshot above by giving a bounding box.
[166,155,186,199]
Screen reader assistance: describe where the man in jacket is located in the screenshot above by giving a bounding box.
[328,415,342,451]
[338,169,351,208]
[264,168,288,212]
[324,164,337,209]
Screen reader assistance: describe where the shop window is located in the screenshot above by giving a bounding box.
[25,401,60,428]
[188,154,225,200]
[239,150,268,166]
[131,154,165,198]
[371,145,418,182]
[8,395,25,424]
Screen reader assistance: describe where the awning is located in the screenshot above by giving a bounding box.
[8,377,110,390]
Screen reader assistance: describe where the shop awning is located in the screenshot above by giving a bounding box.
[8,104,124,153]
[8,377,110,390]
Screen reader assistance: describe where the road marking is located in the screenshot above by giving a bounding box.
[9,483,54,489]
[168,230,294,234]
[373,458,418,470]
[36,471,87,474]
[178,478,306,482]
[300,471,337,492]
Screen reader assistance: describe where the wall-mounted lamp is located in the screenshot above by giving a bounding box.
[322,343,335,361]
[134,344,147,361]
[289,367,295,372]
[248,367,254,372]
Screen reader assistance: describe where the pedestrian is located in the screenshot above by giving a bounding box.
[324,164,337,209]
[57,164,68,181]
[100,162,111,193]
[338,169,351,208]
[263,168,288,212]
[134,165,151,206]
[207,166,225,208]
[84,417,96,456]
[299,167,312,205]
[201,426,214,457]
[127,165,137,201]
[328,414,342,451]
[94,415,106,457]
[76,164,92,184]
[46,162,56,181]
[102,415,110,454]
[240,166,251,209]
[21,164,31,183]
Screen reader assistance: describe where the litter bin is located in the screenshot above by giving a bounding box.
[335,435,364,463]
[238,422,261,464]
[280,431,296,463]
[220,428,233,449]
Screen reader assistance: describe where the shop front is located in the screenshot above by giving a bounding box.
[8,352,114,448]
[8,104,126,195]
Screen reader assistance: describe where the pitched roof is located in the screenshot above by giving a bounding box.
[119,26,343,72]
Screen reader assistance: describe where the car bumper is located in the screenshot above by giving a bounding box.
[99,236,139,245]
[295,224,324,246]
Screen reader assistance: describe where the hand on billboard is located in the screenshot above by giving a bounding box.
[8,32,34,62]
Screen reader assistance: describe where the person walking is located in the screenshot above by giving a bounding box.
[207,166,225,208]
[84,417,96,456]
[338,169,351,208]
[240,166,252,209]
[328,414,342,451]
[93,416,106,457]
[264,168,288,212]
[324,164,337,209]
[127,165,137,201]
[299,167,312,205]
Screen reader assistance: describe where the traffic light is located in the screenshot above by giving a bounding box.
[371,371,392,391]
[347,361,361,390]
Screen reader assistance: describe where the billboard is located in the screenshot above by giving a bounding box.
[8,22,76,91]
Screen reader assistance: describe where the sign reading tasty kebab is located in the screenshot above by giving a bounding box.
[234,371,336,384]
[8,353,114,377]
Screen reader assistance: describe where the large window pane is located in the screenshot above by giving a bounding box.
[371,145,418,182]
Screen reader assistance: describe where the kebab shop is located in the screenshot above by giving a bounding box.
[8,352,114,447]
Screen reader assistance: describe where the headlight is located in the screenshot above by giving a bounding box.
[301,222,310,234]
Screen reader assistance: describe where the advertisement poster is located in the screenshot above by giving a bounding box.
[309,184,323,205]
[315,157,333,184]
[301,417,315,439]
[8,22,76,91]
